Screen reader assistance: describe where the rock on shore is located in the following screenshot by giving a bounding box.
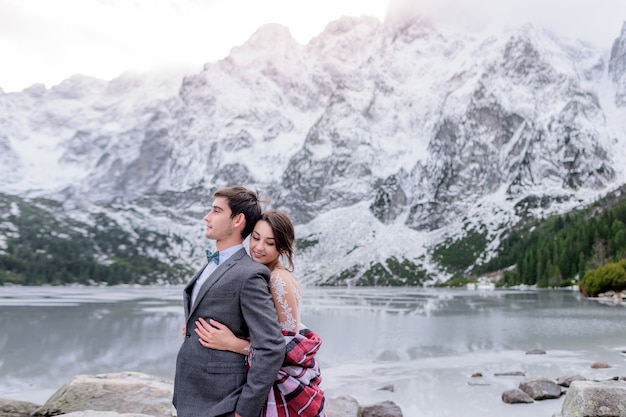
[0,398,39,417]
[0,372,403,417]
[555,379,626,417]
[31,372,174,417]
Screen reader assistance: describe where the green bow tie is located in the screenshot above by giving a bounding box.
[205,249,220,265]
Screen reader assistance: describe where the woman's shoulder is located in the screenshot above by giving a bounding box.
[270,268,300,290]
[270,268,296,282]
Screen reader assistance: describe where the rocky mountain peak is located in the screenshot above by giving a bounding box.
[609,21,626,106]
[1,16,625,284]
[230,23,302,61]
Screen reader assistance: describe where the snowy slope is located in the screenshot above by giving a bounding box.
[1,16,625,285]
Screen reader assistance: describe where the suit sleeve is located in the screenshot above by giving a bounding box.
[235,269,285,417]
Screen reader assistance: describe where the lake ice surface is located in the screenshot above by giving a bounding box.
[1,285,625,417]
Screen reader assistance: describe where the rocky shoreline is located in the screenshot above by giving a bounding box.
[0,371,403,417]
[1,365,625,417]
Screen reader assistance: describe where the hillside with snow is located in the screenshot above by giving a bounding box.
[1,16,626,285]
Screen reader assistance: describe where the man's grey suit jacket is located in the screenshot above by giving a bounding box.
[173,248,285,417]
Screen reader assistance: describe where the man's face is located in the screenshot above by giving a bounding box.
[203,196,236,242]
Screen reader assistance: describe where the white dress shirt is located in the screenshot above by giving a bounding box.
[191,244,244,305]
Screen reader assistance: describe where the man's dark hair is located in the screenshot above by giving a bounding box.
[214,186,263,239]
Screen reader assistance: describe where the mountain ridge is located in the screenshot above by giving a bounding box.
[1,16,625,285]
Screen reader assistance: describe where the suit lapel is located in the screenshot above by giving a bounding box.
[183,268,205,319]
[188,248,247,318]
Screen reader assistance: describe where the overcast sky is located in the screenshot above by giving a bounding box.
[0,0,624,93]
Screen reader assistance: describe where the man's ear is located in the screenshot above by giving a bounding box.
[232,213,245,229]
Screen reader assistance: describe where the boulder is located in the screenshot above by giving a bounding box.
[494,371,525,376]
[590,362,611,369]
[59,413,154,417]
[560,380,626,417]
[556,374,587,387]
[519,376,562,400]
[0,397,40,417]
[360,400,403,417]
[468,381,491,386]
[325,395,359,417]
[32,372,175,417]
[501,388,534,404]
[526,348,547,355]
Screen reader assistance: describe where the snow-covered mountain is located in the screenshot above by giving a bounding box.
[1,16,626,285]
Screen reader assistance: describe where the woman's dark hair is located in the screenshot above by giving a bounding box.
[213,186,263,239]
[261,209,295,271]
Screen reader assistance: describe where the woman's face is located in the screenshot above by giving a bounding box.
[249,220,280,266]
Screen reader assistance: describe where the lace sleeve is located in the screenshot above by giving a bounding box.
[269,270,301,332]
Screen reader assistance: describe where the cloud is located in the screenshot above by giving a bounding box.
[0,0,624,92]
[0,0,390,92]
[386,0,625,48]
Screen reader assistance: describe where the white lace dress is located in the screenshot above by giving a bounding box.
[269,270,302,332]
[263,270,327,417]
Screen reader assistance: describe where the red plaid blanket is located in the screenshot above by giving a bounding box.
[261,328,327,417]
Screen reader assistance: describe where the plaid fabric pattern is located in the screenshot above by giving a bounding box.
[261,328,327,417]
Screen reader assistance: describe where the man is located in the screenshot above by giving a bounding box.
[173,186,285,417]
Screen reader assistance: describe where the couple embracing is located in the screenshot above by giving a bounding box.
[173,186,327,417]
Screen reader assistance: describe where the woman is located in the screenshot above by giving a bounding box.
[194,209,327,417]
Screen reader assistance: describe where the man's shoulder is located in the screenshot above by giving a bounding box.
[231,250,269,273]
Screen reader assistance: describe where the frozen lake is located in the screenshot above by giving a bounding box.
[1,285,625,417]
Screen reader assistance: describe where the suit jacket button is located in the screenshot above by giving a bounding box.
[185,332,190,338]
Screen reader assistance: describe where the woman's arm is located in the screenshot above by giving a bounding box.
[194,317,251,355]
